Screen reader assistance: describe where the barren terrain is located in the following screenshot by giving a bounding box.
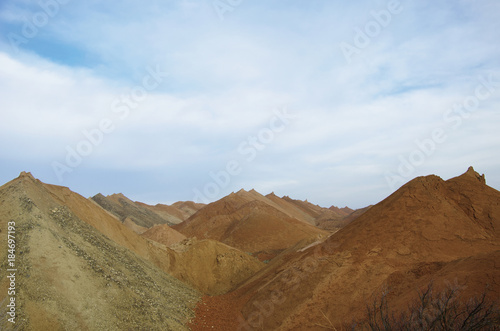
[1,167,498,330]
[190,167,500,330]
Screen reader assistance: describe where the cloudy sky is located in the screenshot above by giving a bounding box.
[0,0,499,208]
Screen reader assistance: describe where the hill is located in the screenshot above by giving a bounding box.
[265,192,365,231]
[91,193,176,230]
[0,172,199,330]
[135,200,205,225]
[173,189,329,260]
[264,193,324,225]
[329,205,354,216]
[167,238,264,295]
[314,205,369,232]
[0,172,268,327]
[189,167,500,330]
[141,224,187,247]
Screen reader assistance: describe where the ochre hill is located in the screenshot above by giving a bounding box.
[93,192,204,234]
[189,167,500,330]
[141,223,187,247]
[168,238,264,295]
[173,189,329,259]
[135,200,205,225]
[329,205,354,216]
[172,201,206,219]
[313,205,373,232]
[0,172,199,330]
[265,192,365,231]
[0,173,266,317]
[4,167,496,330]
[264,193,324,225]
[91,193,176,230]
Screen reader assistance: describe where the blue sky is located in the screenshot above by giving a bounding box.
[0,0,499,208]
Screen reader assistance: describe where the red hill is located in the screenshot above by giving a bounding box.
[141,224,187,247]
[173,189,328,258]
[189,167,500,330]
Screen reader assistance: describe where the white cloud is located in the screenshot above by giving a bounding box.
[0,0,499,207]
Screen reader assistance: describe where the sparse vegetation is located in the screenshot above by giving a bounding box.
[353,282,500,330]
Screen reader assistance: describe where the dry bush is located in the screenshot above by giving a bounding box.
[352,282,500,330]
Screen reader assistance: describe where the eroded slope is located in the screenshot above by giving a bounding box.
[0,173,199,330]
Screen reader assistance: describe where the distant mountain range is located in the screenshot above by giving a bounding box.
[1,167,498,330]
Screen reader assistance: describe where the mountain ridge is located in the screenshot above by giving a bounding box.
[173,189,329,259]
[188,167,500,330]
[3,167,498,330]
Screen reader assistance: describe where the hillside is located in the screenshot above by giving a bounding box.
[91,193,176,230]
[0,173,268,312]
[264,193,323,225]
[313,205,372,232]
[135,200,205,225]
[3,167,497,330]
[329,205,354,216]
[168,238,264,295]
[314,205,369,232]
[141,224,187,247]
[265,192,364,231]
[0,172,199,330]
[173,189,329,259]
[190,167,500,330]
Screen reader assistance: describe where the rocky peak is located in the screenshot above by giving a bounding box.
[464,166,486,184]
[18,171,35,180]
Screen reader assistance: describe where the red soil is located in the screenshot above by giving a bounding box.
[188,167,500,330]
[188,291,247,331]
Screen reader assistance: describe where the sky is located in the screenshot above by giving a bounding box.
[0,0,499,209]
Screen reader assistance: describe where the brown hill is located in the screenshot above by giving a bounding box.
[173,189,328,259]
[171,201,206,219]
[135,200,205,225]
[231,189,315,222]
[167,238,264,295]
[0,172,269,326]
[316,205,371,232]
[189,167,500,330]
[141,224,187,247]
[91,193,176,231]
[329,205,354,216]
[265,192,360,231]
[281,196,324,219]
[122,217,149,234]
[340,206,354,214]
[265,193,322,225]
[341,205,371,223]
[0,172,199,330]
